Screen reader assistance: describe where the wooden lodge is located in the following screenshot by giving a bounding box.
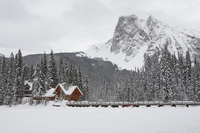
[42,83,83,101]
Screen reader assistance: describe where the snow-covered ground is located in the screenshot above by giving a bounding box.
[0,102,200,133]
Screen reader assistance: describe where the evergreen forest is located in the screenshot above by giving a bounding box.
[0,46,200,106]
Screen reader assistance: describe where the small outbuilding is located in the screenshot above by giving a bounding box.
[43,83,83,101]
[24,80,33,97]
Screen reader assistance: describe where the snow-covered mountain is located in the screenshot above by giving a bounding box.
[85,14,200,70]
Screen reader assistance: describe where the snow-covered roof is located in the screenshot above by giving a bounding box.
[24,80,33,90]
[42,83,83,97]
[43,88,56,97]
[55,83,83,96]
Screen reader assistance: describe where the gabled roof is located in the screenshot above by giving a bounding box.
[24,80,33,90]
[42,83,83,97]
[55,83,83,96]
[43,88,56,97]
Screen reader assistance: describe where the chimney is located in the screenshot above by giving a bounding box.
[63,83,68,90]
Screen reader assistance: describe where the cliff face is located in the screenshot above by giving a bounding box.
[111,15,149,57]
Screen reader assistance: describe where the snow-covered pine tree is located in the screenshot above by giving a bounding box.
[2,56,9,105]
[171,54,178,101]
[63,61,69,83]
[192,55,198,101]
[115,81,120,102]
[30,65,34,80]
[40,53,49,92]
[185,50,193,100]
[32,61,43,104]
[13,54,18,105]
[16,50,24,104]
[165,46,172,101]
[4,53,15,105]
[177,52,185,101]
[160,46,172,102]
[116,76,126,101]
[135,68,142,102]
[67,60,73,84]
[23,64,30,81]
[140,68,146,101]
[144,55,153,101]
[73,67,78,85]
[58,57,65,83]
[40,57,46,92]
[181,54,188,100]
[152,53,160,101]
[77,67,83,93]
[124,77,131,102]
[193,55,200,101]
[130,71,137,102]
[49,50,58,88]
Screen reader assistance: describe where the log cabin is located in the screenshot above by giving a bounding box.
[42,83,83,101]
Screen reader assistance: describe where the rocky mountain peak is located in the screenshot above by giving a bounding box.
[85,14,200,70]
[147,15,158,26]
[119,14,138,21]
[111,14,149,56]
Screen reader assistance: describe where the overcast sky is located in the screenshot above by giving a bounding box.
[0,0,200,55]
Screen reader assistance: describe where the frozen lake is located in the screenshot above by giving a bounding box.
[0,102,200,133]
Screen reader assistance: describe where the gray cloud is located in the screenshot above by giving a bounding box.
[0,0,37,22]
[60,0,116,51]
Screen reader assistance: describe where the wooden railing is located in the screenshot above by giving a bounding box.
[66,101,200,107]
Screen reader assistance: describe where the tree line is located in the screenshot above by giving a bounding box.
[0,50,89,105]
[115,46,200,102]
[1,46,200,104]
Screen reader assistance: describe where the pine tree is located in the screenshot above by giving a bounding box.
[78,67,83,92]
[130,71,137,102]
[160,46,172,101]
[171,54,178,101]
[13,54,18,105]
[124,77,131,102]
[58,57,64,83]
[140,68,146,101]
[32,61,43,103]
[152,53,160,101]
[16,50,24,104]
[144,55,152,101]
[83,76,89,101]
[23,64,30,81]
[73,67,78,85]
[177,52,185,101]
[49,50,58,88]
[30,65,34,80]
[2,56,8,105]
[67,60,73,84]
[40,53,48,92]
[181,55,188,100]
[185,50,192,100]
[191,56,196,101]
[193,55,200,101]
[4,53,15,105]
[13,50,23,104]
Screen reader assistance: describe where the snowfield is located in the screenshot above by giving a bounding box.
[0,102,200,133]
